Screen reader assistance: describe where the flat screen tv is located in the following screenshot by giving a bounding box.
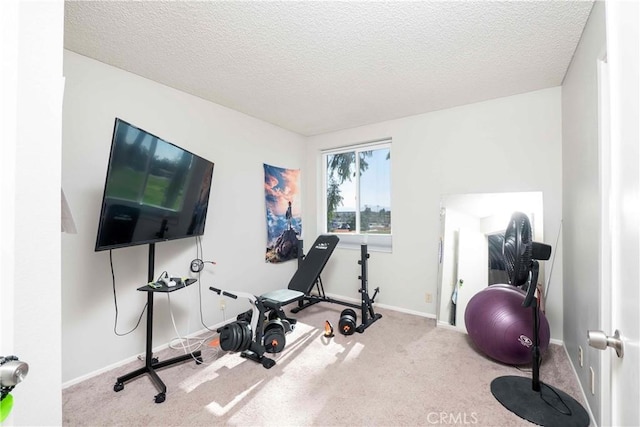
[95,118,214,251]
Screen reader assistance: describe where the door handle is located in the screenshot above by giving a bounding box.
[587,329,624,358]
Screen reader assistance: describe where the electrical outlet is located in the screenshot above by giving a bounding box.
[219,299,226,311]
[578,346,583,367]
[425,292,432,303]
[590,366,595,395]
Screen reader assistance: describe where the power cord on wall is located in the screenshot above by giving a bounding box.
[193,236,221,331]
[166,291,221,365]
[108,243,221,364]
[109,250,147,336]
[190,236,216,274]
[166,293,199,363]
[148,235,224,366]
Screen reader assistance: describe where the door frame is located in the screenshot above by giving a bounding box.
[602,1,640,425]
[597,54,612,427]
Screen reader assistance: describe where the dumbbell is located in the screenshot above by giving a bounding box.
[339,309,357,335]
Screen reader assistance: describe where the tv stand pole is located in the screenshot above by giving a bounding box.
[113,243,202,404]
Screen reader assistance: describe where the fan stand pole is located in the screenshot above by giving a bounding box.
[532,294,541,392]
[490,262,590,427]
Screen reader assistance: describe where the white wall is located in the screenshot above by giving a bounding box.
[62,41,566,386]
[304,87,564,338]
[0,1,64,425]
[561,1,606,423]
[61,51,306,383]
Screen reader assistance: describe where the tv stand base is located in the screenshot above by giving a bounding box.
[114,351,202,403]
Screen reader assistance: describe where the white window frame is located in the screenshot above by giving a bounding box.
[321,138,392,252]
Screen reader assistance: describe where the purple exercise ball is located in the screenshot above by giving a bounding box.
[464,284,550,365]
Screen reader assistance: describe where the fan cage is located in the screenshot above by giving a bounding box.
[503,212,533,288]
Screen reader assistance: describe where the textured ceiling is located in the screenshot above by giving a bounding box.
[64,1,594,136]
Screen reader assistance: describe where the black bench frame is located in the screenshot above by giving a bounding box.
[211,235,382,369]
[262,234,382,334]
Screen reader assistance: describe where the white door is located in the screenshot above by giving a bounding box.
[595,2,640,425]
[456,228,488,333]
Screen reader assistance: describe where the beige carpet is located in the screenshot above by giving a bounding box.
[63,304,590,426]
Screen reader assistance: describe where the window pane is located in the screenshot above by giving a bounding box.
[326,152,356,233]
[359,148,391,235]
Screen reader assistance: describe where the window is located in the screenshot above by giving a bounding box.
[322,139,392,251]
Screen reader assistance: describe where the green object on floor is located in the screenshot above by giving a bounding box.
[0,393,13,422]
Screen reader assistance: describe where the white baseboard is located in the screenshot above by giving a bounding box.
[377,302,436,319]
[562,343,597,427]
[436,321,464,332]
[434,320,566,346]
[62,352,146,390]
[65,293,434,389]
[62,321,228,389]
[324,292,436,319]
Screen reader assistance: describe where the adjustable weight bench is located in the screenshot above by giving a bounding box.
[261,234,339,308]
[210,235,342,369]
[261,234,382,334]
[211,234,382,369]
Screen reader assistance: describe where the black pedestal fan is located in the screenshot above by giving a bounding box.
[491,212,589,427]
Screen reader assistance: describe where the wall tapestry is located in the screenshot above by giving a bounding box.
[264,163,302,263]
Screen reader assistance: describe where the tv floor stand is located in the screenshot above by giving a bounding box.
[113,243,202,403]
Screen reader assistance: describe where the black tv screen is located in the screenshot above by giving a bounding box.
[95,118,214,251]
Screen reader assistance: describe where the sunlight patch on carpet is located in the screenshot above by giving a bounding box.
[342,341,365,362]
[205,380,264,416]
[179,350,248,393]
